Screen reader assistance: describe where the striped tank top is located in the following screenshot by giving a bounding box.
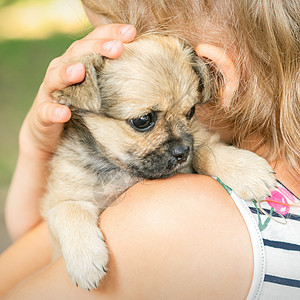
[217,178,300,299]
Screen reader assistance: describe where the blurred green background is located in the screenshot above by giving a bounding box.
[0,0,90,251]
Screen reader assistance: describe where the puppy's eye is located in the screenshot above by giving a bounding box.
[128,112,157,132]
[186,105,196,120]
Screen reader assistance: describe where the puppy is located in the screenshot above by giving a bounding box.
[41,35,275,290]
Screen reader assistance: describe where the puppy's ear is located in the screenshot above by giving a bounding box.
[191,55,218,103]
[52,54,104,113]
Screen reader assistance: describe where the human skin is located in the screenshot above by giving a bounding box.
[5,24,137,241]
[1,175,253,299]
[2,8,299,299]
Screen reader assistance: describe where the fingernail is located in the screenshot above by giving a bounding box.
[103,40,120,52]
[55,106,69,121]
[120,25,135,39]
[54,107,64,120]
[66,63,84,82]
[66,64,75,77]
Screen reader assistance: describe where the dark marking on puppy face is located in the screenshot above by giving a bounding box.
[62,111,121,176]
[56,35,214,183]
[126,133,194,179]
[65,112,98,153]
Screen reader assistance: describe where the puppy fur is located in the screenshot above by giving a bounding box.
[41,35,275,289]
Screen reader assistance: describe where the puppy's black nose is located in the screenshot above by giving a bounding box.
[171,145,190,163]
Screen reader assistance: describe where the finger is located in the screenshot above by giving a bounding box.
[65,38,124,59]
[42,37,125,96]
[37,101,71,127]
[86,24,136,43]
[52,104,72,123]
[64,24,136,59]
[38,25,136,97]
[65,62,86,84]
[39,62,85,97]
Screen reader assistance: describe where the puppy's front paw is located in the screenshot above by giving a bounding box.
[63,229,108,290]
[221,150,276,200]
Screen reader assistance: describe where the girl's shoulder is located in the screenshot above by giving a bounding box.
[99,174,253,299]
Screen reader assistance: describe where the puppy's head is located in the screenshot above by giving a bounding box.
[53,35,213,179]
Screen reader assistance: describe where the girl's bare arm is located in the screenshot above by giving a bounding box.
[1,175,253,300]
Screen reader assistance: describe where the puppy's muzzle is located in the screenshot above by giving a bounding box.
[170,144,190,164]
[126,138,193,179]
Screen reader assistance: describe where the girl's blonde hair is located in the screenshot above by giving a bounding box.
[82,0,300,176]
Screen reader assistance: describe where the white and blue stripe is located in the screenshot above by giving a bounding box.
[246,184,300,299]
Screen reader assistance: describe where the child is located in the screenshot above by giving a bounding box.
[1,0,299,299]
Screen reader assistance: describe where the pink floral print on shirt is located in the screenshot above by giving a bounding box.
[265,183,298,215]
[216,177,299,231]
[252,180,299,231]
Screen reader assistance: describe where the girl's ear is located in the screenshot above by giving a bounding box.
[195,44,239,107]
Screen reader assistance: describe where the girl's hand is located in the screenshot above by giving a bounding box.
[20,24,136,159]
[5,24,136,240]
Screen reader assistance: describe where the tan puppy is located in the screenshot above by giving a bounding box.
[41,35,275,290]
